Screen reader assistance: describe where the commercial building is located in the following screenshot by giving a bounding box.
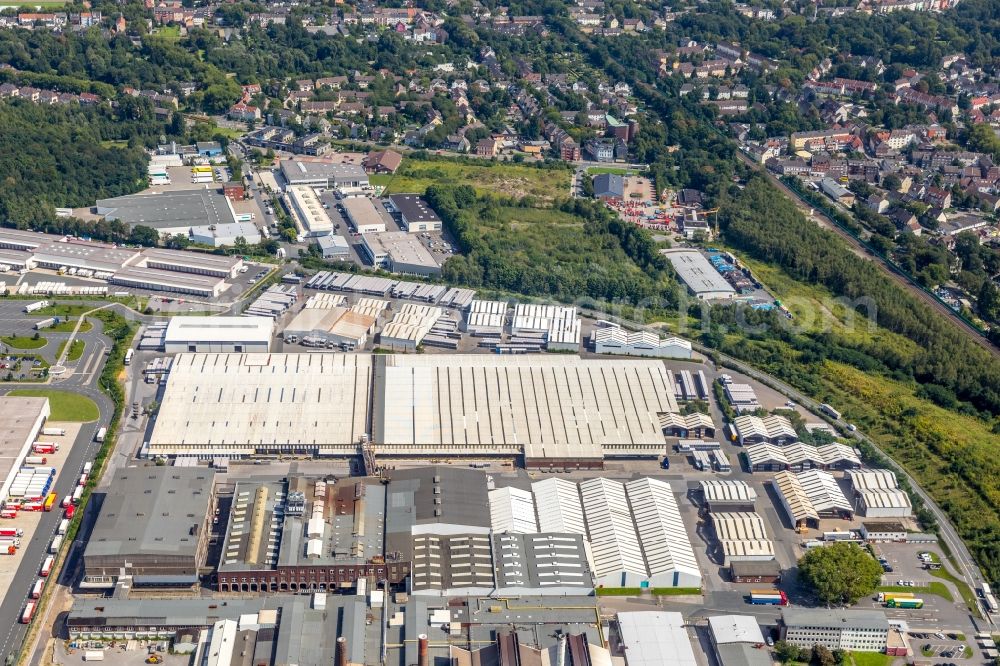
[709,616,772,666]
[32,241,140,274]
[372,354,678,466]
[745,442,861,473]
[724,383,761,413]
[315,233,350,258]
[662,249,737,300]
[464,299,507,337]
[711,512,775,563]
[491,532,595,595]
[576,477,701,590]
[342,196,387,234]
[163,316,272,354]
[617,612,697,666]
[147,353,373,458]
[729,560,782,584]
[82,467,214,589]
[361,231,441,276]
[0,397,50,504]
[66,595,370,665]
[279,159,369,190]
[512,303,581,351]
[150,353,679,465]
[283,306,376,350]
[860,521,908,542]
[488,486,538,534]
[96,189,238,235]
[285,185,334,237]
[109,265,228,297]
[733,415,796,445]
[216,476,404,593]
[591,324,693,359]
[660,412,716,438]
[790,469,853,519]
[138,248,243,278]
[532,477,588,536]
[780,608,890,652]
[385,194,442,232]
[0,228,53,252]
[700,480,757,512]
[189,221,260,247]
[847,469,912,518]
[593,173,624,200]
[378,303,443,351]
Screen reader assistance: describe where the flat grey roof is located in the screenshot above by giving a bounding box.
[110,265,227,291]
[164,316,272,344]
[84,467,213,559]
[662,249,736,296]
[365,231,439,270]
[97,189,237,229]
[280,159,367,183]
[0,228,57,250]
[141,247,242,272]
[343,197,385,228]
[33,241,141,272]
[387,194,441,224]
[781,608,890,630]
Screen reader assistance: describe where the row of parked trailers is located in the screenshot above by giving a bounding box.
[305,271,475,309]
[420,312,462,350]
[674,369,710,402]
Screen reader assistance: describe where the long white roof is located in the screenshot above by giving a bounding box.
[700,480,758,504]
[532,477,587,536]
[488,487,538,534]
[848,469,899,491]
[624,478,700,582]
[579,478,647,580]
[797,469,853,513]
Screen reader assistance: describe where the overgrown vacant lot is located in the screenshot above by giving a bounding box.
[371,157,571,202]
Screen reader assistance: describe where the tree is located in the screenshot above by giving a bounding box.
[798,543,882,605]
[812,645,836,666]
[775,641,809,663]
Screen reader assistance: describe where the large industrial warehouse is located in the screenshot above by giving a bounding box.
[147,353,678,466]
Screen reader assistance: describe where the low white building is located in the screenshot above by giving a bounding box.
[618,612,698,666]
[512,303,581,351]
[163,316,272,354]
[780,609,889,652]
[285,185,334,238]
[189,222,261,247]
[378,303,442,351]
[488,487,538,534]
[591,324,693,359]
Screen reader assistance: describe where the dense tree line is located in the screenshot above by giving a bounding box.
[720,176,1000,416]
[0,100,150,225]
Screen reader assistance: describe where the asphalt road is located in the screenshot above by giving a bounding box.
[0,316,115,662]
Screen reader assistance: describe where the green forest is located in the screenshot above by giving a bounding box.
[0,100,149,224]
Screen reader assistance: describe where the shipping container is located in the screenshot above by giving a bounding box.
[23,301,49,313]
[78,473,88,486]
[71,487,83,505]
[0,509,17,519]
[61,495,72,508]
[49,535,62,553]
[24,456,47,465]
[0,528,23,537]
[95,427,107,442]
[41,427,66,437]
[31,579,44,599]
[82,462,93,475]
[32,444,56,454]
[0,537,20,548]
[34,317,56,330]
[878,592,914,602]
[40,555,54,577]
[82,651,105,661]
[57,519,69,536]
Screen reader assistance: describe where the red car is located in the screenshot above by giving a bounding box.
[64,505,75,519]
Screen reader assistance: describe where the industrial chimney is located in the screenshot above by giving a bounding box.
[418,634,429,666]
[336,637,348,666]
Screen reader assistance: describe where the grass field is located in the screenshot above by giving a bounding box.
[0,335,47,350]
[56,339,85,362]
[586,166,634,176]
[371,157,571,201]
[155,25,181,40]
[7,389,98,421]
[846,652,893,666]
[877,582,953,602]
[48,319,92,333]
[929,563,981,617]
